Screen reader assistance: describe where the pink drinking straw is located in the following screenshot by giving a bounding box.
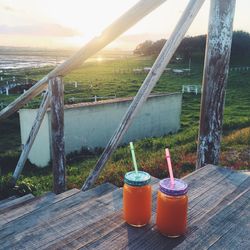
[165,148,175,187]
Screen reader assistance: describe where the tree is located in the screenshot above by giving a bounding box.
[150,39,166,55]
[133,40,153,56]
[133,31,250,63]
[177,35,206,61]
[231,31,250,60]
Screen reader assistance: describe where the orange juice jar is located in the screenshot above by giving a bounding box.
[123,171,151,227]
[156,178,188,237]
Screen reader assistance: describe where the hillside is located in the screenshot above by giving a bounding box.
[0,53,250,198]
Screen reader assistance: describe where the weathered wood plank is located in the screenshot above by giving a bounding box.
[175,187,250,249]
[187,171,249,225]
[86,174,249,249]
[0,188,125,249]
[0,183,117,248]
[45,211,124,250]
[1,166,248,250]
[0,194,34,213]
[12,90,50,182]
[0,166,216,249]
[82,0,206,191]
[0,189,81,227]
[187,176,250,228]
[0,0,167,121]
[50,77,65,194]
[0,196,16,206]
[144,173,250,249]
[48,166,249,250]
[196,0,236,168]
[0,192,55,227]
[80,170,249,249]
[208,204,249,250]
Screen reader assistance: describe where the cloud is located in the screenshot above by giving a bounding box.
[0,23,81,37]
[0,4,15,12]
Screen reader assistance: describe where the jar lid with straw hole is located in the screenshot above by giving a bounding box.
[124,171,151,186]
[159,178,188,196]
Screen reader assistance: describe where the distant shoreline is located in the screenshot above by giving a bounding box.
[0,47,133,70]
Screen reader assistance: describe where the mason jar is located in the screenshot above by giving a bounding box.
[156,178,188,237]
[123,171,151,227]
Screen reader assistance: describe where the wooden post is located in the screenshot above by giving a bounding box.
[196,0,236,169]
[49,77,65,194]
[0,0,167,122]
[12,90,50,182]
[82,0,205,191]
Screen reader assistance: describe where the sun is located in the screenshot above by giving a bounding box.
[97,57,103,62]
[45,1,128,42]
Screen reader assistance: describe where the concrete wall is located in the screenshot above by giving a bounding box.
[19,93,182,167]
[19,109,51,167]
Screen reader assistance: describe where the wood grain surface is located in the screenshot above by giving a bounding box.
[0,165,249,249]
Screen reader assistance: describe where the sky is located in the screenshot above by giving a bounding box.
[0,0,250,50]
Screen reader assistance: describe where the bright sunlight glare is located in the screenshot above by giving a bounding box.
[0,0,249,49]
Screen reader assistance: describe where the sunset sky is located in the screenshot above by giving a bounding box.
[1,0,250,50]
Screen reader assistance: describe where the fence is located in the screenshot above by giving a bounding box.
[182,85,202,95]
[68,95,117,103]
[230,66,250,72]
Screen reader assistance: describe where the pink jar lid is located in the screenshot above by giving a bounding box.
[159,178,188,196]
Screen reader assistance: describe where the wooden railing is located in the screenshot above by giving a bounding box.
[0,0,236,194]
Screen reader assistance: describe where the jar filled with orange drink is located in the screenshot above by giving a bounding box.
[123,171,151,227]
[156,178,188,237]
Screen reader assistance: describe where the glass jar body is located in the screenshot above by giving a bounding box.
[123,183,151,227]
[156,190,188,237]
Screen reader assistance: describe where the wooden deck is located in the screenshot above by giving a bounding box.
[0,165,249,249]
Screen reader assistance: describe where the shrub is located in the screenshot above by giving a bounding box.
[0,174,35,200]
[223,127,250,146]
[0,150,20,174]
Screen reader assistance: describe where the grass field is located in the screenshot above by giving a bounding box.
[0,54,250,197]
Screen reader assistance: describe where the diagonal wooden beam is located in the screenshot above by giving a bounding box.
[12,90,50,182]
[0,0,167,122]
[0,76,48,122]
[82,0,206,191]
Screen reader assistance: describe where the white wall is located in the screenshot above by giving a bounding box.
[19,93,182,167]
[19,109,51,167]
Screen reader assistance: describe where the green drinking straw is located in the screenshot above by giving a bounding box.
[129,142,138,174]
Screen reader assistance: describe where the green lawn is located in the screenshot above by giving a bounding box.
[0,55,249,197]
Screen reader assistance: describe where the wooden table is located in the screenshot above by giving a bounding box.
[0,165,249,249]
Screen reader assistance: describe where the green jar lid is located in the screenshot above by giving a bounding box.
[124,171,151,186]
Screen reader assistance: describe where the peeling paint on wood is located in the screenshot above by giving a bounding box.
[49,77,66,194]
[196,0,236,169]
